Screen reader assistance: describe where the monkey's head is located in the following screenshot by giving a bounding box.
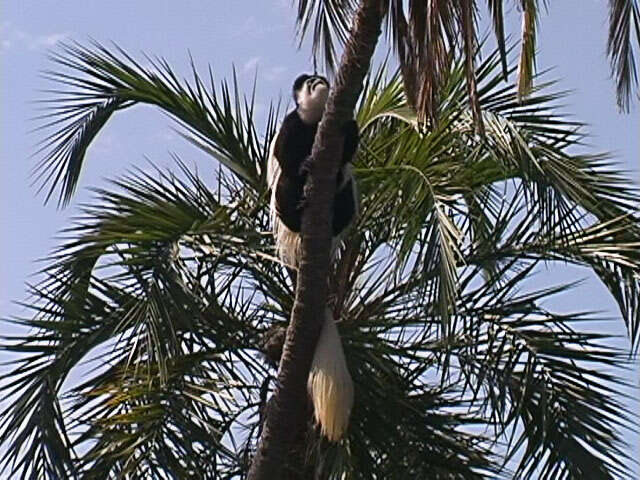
[293,74,329,124]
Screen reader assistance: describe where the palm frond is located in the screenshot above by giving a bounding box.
[534,215,640,351]
[295,0,358,73]
[36,41,267,206]
[516,0,541,100]
[487,0,509,80]
[459,0,485,133]
[608,0,640,111]
[1,161,278,478]
[454,268,635,479]
[347,54,638,476]
[387,0,458,124]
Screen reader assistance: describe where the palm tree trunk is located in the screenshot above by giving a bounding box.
[247,1,385,478]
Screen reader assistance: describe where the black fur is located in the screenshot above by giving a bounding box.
[272,109,358,235]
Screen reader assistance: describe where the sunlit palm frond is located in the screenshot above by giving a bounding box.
[345,51,638,476]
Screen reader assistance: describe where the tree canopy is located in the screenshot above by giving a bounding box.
[1,38,638,478]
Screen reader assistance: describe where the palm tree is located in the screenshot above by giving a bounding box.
[1,37,639,479]
[254,1,640,476]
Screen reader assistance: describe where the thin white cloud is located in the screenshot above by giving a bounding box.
[0,22,68,54]
[264,66,287,82]
[243,56,261,73]
[87,132,119,155]
[28,33,68,50]
[241,58,287,83]
[233,15,286,38]
[240,16,259,34]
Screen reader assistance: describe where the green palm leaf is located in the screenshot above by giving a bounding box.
[35,41,270,206]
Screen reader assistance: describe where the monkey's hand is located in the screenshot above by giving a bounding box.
[297,156,312,212]
[299,155,313,176]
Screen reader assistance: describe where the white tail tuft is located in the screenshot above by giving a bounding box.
[307,309,354,442]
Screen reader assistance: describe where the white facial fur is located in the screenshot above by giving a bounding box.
[296,77,329,124]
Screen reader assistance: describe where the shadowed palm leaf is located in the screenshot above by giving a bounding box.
[296,0,640,122]
[34,41,272,206]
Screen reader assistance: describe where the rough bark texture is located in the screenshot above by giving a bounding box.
[247,1,385,478]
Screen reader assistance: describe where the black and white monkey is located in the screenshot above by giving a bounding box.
[266,74,358,441]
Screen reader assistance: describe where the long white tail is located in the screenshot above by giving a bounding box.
[307,309,354,442]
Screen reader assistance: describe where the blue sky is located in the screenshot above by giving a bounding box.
[1,0,638,473]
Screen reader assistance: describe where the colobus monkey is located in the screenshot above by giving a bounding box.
[266,74,358,441]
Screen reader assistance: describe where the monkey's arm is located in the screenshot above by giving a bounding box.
[332,179,356,236]
[299,119,359,175]
[273,112,307,178]
[341,120,359,166]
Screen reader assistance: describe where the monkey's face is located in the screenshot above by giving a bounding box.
[294,75,329,123]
